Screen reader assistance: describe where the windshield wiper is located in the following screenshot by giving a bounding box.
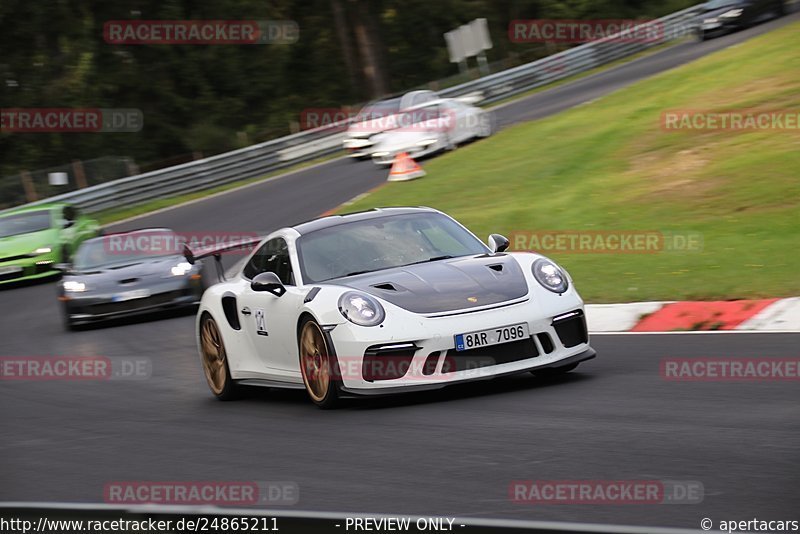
[343,270,373,277]
[402,255,455,267]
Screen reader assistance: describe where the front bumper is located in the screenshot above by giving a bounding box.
[697,17,744,37]
[327,299,594,394]
[0,252,60,285]
[62,282,202,324]
[338,347,596,397]
[343,137,375,158]
[371,141,443,165]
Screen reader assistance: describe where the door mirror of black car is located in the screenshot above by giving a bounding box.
[488,234,510,253]
[251,272,286,297]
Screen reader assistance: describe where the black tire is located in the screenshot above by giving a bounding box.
[298,316,341,409]
[533,362,579,377]
[199,313,240,400]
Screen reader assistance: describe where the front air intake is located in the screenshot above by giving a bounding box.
[552,310,588,348]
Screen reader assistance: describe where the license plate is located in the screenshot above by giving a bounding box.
[0,266,23,276]
[455,323,530,352]
[112,289,150,302]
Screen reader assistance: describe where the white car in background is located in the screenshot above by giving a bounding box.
[343,90,438,159]
[370,98,493,165]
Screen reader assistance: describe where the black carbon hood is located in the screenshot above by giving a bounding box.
[334,254,529,314]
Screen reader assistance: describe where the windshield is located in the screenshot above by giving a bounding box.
[355,98,402,121]
[0,210,52,238]
[74,234,177,269]
[297,212,488,283]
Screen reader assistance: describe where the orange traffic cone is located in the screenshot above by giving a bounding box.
[387,152,426,182]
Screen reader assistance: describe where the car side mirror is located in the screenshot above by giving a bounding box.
[251,272,286,297]
[488,234,509,253]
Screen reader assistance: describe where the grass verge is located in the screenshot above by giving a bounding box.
[341,22,800,302]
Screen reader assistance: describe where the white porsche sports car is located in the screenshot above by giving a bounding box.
[185,207,595,408]
[369,99,493,165]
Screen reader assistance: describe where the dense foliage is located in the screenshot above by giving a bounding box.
[0,0,695,177]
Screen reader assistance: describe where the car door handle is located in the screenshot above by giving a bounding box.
[241,307,252,316]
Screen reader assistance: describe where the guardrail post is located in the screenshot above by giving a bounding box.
[20,171,38,202]
[72,160,89,189]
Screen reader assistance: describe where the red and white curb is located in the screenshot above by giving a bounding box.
[586,297,800,333]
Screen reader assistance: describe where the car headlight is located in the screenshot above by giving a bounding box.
[532,258,569,294]
[63,280,86,292]
[416,138,438,147]
[32,247,52,255]
[338,291,385,327]
[704,17,718,23]
[170,262,193,276]
[720,8,743,17]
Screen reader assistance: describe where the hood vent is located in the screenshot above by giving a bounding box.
[119,277,140,284]
[372,282,398,291]
[488,264,504,272]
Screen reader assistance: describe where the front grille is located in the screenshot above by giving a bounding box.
[537,333,555,354]
[443,337,539,373]
[0,254,29,263]
[87,289,187,315]
[362,343,418,382]
[34,262,56,274]
[0,267,28,282]
[552,310,588,348]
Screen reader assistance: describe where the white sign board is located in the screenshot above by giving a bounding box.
[48,172,69,186]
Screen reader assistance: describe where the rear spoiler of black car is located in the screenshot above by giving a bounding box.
[182,237,263,265]
[183,237,263,281]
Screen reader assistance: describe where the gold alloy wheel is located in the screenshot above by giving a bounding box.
[200,317,227,395]
[299,321,331,403]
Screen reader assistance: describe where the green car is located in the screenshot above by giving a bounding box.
[0,203,100,285]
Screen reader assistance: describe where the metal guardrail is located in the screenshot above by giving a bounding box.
[3,6,700,215]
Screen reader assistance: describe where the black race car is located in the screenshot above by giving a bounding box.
[58,228,204,329]
[696,0,786,40]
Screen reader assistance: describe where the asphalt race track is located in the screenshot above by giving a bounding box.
[2,13,799,530]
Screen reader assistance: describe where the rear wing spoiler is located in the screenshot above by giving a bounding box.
[183,237,263,265]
